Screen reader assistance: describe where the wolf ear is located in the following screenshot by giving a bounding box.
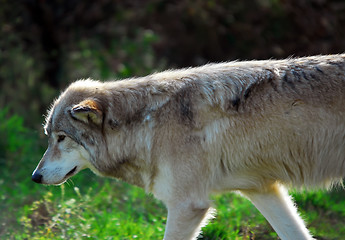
[70,99,103,125]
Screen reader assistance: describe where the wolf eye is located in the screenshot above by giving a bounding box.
[57,135,66,143]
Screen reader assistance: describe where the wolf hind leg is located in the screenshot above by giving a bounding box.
[163,200,215,240]
[241,183,314,240]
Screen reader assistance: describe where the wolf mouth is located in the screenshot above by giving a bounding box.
[65,166,77,178]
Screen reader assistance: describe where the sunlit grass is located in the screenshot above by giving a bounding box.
[3,169,345,240]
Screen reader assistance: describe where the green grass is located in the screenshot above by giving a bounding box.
[1,108,345,239]
[17,180,166,240]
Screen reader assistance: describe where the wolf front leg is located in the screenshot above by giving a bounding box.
[241,183,314,240]
[163,200,215,240]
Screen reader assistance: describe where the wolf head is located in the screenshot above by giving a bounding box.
[32,80,108,185]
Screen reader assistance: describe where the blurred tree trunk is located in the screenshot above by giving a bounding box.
[25,0,62,88]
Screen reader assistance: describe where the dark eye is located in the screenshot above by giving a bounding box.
[57,135,66,143]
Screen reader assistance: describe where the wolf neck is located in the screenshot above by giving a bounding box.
[103,158,147,188]
[92,122,155,190]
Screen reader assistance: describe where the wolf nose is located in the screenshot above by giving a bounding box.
[32,171,43,184]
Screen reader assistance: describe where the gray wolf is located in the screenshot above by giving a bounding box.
[32,54,345,240]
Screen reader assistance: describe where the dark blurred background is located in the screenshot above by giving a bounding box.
[1,0,345,127]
